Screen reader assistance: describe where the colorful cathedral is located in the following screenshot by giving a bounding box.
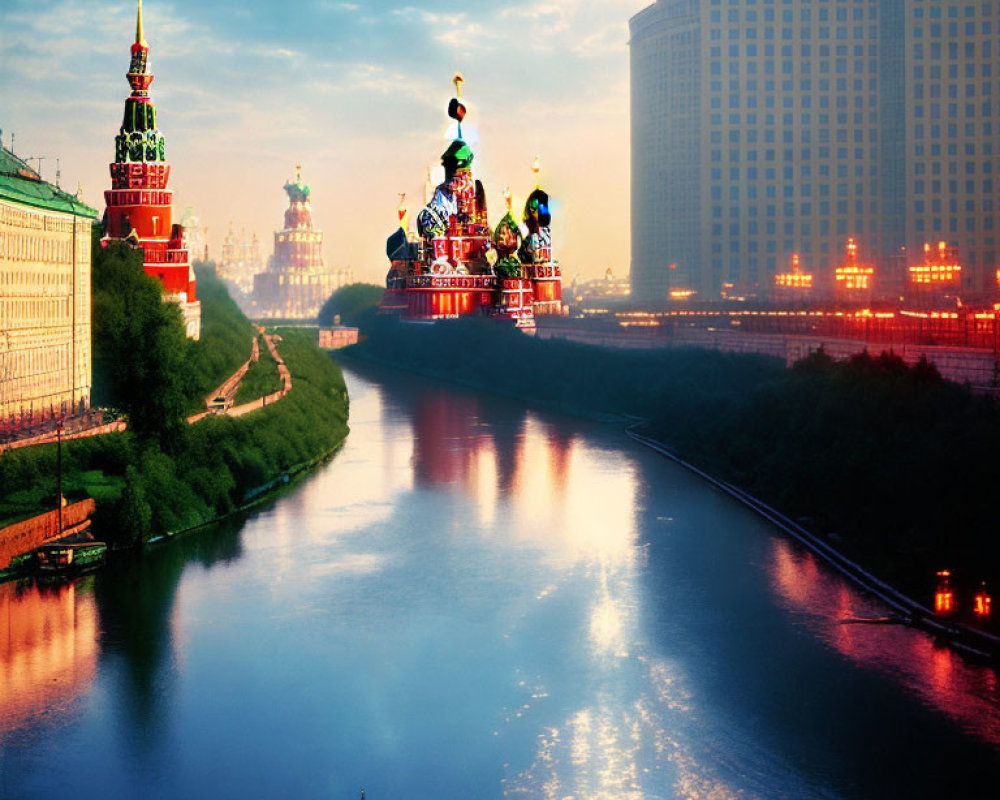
[101,0,200,339]
[380,76,562,329]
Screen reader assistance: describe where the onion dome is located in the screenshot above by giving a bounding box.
[522,158,551,233]
[441,140,474,180]
[282,164,313,229]
[493,188,522,278]
[441,74,474,180]
[284,163,311,203]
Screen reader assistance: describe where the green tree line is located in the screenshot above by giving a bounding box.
[352,316,1000,609]
[1,238,349,547]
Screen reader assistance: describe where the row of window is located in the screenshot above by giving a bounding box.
[711,5,876,25]
[914,21,994,36]
[710,161,872,179]
[915,102,994,119]
[709,58,873,76]
[710,77,877,91]
[712,200,873,217]
[914,179,995,192]
[0,298,75,327]
[711,94,877,110]
[0,206,85,235]
[710,147,878,162]
[709,25,878,41]
[913,41,994,59]
[708,0,991,16]
[0,231,90,266]
[913,64,993,80]
[914,134,995,153]
[914,82,995,99]
[107,190,172,206]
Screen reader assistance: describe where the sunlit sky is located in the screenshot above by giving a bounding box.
[1,0,649,283]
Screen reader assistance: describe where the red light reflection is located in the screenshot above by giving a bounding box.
[768,538,1000,747]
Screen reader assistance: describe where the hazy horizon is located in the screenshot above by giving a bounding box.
[1,0,649,285]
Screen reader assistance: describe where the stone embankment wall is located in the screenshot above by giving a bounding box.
[538,324,999,390]
[0,499,96,570]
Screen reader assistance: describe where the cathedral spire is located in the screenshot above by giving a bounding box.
[136,0,147,47]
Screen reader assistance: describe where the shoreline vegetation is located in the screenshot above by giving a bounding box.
[344,310,1000,638]
[0,240,349,557]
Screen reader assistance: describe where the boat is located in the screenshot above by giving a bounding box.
[35,541,107,574]
[32,422,106,576]
[378,74,562,329]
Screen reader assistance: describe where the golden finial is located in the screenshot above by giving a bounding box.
[136,0,147,46]
[295,164,302,184]
[504,187,512,213]
[531,156,541,189]
[453,73,464,98]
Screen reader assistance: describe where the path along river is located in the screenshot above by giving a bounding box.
[2,362,1000,799]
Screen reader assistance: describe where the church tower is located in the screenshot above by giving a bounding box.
[102,0,201,338]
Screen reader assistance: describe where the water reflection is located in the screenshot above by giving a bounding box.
[769,538,1000,747]
[0,578,98,734]
[395,374,750,798]
[4,364,1000,799]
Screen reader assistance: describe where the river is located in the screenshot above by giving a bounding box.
[1,362,999,799]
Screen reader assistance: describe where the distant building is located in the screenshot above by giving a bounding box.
[179,206,208,263]
[251,167,351,319]
[629,0,1000,304]
[218,222,263,309]
[101,0,200,338]
[570,268,632,305]
[0,145,97,433]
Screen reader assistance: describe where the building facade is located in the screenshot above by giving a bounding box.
[630,0,1000,303]
[102,0,200,338]
[0,146,97,434]
[251,167,351,319]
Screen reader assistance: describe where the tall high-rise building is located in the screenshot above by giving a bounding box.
[630,0,999,303]
[102,0,200,338]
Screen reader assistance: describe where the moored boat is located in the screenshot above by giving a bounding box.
[35,541,108,574]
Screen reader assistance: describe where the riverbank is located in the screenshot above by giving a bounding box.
[1,255,350,570]
[346,316,1000,639]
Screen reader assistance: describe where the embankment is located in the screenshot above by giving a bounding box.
[346,316,1000,637]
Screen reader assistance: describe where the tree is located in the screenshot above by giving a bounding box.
[317,282,385,328]
[92,239,189,446]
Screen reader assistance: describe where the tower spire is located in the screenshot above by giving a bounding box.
[136,0,147,46]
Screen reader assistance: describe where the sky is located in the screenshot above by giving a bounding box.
[1,0,650,284]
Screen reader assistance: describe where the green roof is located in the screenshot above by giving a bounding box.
[0,146,98,218]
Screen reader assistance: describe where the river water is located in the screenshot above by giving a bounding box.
[2,362,999,800]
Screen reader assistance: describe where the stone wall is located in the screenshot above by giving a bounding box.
[0,498,97,570]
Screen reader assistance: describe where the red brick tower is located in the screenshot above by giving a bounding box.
[102,0,201,338]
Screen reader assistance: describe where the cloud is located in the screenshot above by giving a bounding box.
[2,0,651,281]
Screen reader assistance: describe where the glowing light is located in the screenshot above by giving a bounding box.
[835,238,875,290]
[934,570,955,616]
[909,242,961,285]
[973,583,992,619]
[774,252,813,289]
[668,289,695,299]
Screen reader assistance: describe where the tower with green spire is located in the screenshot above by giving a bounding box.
[102,0,201,339]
